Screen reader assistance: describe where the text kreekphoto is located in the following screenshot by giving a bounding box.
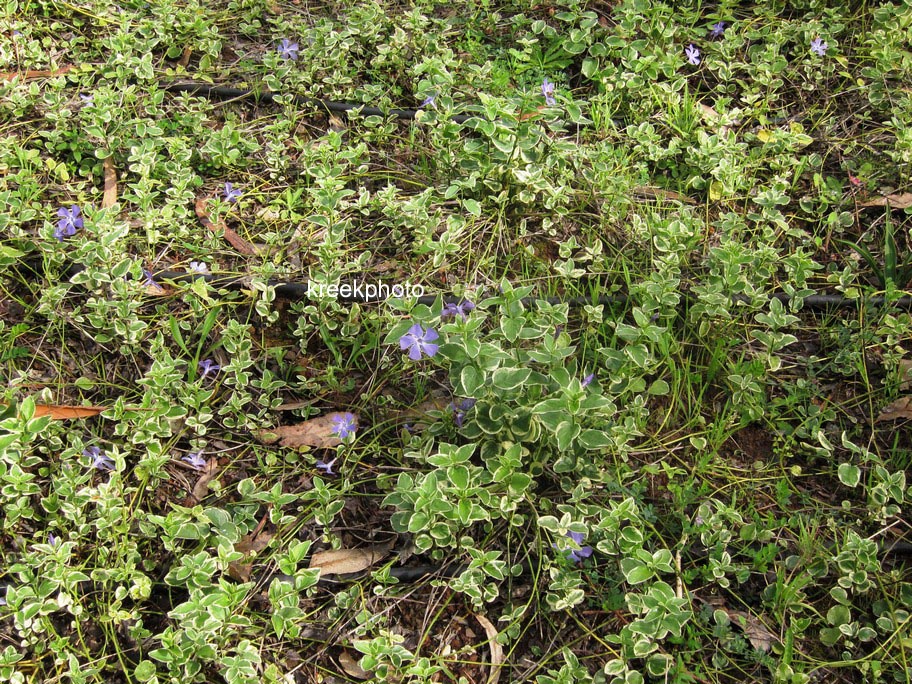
[305,279,425,301]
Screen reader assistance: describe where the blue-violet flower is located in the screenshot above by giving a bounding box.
[399,324,439,360]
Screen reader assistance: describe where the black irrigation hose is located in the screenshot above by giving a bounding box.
[164,82,476,125]
[145,269,912,310]
[259,538,912,587]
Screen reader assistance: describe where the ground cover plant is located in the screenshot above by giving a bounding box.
[1,0,911,682]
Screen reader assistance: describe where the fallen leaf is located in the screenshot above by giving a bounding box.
[475,613,505,684]
[899,360,912,390]
[0,65,73,81]
[309,542,392,577]
[860,193,912,209]
[337,651,371,680]
[177,47,192,68]
[256,412,359,449]
[632,186,697,205]
[699,103,719,122]
[227,528,274,582]
[195,195,259,256]
[728,610,775,653]
[32,404,106,419]
[102,157,118,208]
[876,396,912,422]
[189,457,220,503]
[275,400,313,411]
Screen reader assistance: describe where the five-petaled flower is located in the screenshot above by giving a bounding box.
[399,324,439,360]
[685,44,701,65]
[199,359,220,378]
[85,446,114,472]
[182,452,207,470]
[541,78,556,106]
[223,182,242,203]
[55,205,83,241]
[709,22,727,39]
[143,269,164,292]
[316,458,336,476]
[279,38,299,60]
[421,94,436,108]
[188,261,209,274]
[442,300,475,321]
[555,531,593,563]
[331,412,357,440]
[810,37,828,56]
[79,93,94,105]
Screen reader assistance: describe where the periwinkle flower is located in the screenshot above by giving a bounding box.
[198,359,220,378]
[554,530,593,563]
[182,452,207,470]
[315,458,336,476]
[421,94,436,108]
[442,300,475,321]
[810,37,828,56]
[223,182,242,203]
[399,324,439,360]
[188,261,209,274]
[541,78,556,105]
[452,398,476,428]
[709,22,727,39]
[279,38,299,60]
[55,205,83,241]
[331,412,357,440]
[85,446,114,472]
[581,373,595,388]
[685,44,701,65]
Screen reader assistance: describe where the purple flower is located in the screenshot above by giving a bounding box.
[85,446,114,472]
[143,269,165,292]
[685,44,701,65]
[79,93,94,105]
[331,412,357,440]
[421,94,436,108]
[315,458,336,476]
[198,359,220,378]
[709,22,727,39]
[223,182,242,203]
[541,78,556,105]
[554,530,593,564]
[188,261,209,274]
[442,300,475,321]
[399,324,439,360]
[279,38,299,60]
[451,398,476,428]
[48,533,59,546]
[182,452,207,470]
[810,37,828,56]
[55,205,83,241]
[581,373,595,387]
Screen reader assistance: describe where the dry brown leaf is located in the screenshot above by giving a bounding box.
[475,614,505,684]
[102,157,118,208]
[699,103,719,121]
[190,457,220,503]
[309,542,392,577]
[632,186,697,205]
[177,47,192,68]
[275,400,313,411]
[899,360,912,390]
[32,404,106,419]
[876,396,912,422]
[256,412,359,449]
[194,195,259,256]
[860,192,912,209]
[728,610,775,653]
[227,529,274,582]
[0,65,73,81]
[337,651,371,680]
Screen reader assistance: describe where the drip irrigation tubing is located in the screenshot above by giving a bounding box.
[143,268,912,311]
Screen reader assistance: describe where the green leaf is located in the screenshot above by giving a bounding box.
[620,559,653,584]
[460,365,484,397]
[555,420,581,451]
[838,463,861,488]
[492,367,531,392]
[578,429,611,449]
[463,198,482,217]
